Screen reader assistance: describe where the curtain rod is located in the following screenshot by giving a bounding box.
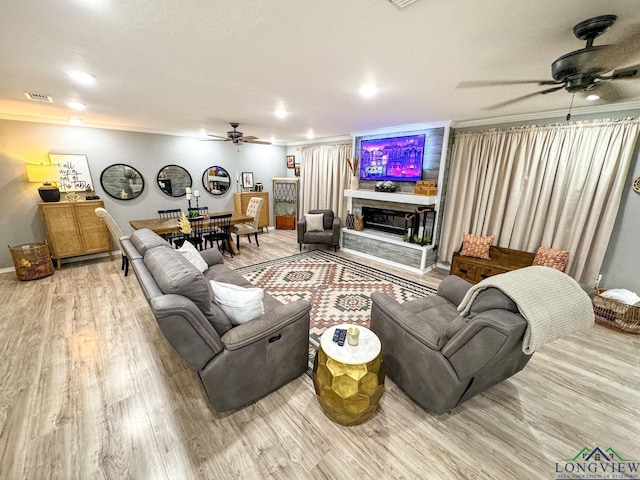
[454,116,640,136]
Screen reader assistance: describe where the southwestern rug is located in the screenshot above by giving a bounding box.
[234,249,437,371]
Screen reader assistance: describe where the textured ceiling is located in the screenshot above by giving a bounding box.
[1,0,640,144]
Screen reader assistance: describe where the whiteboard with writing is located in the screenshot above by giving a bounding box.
[49,153,94,192]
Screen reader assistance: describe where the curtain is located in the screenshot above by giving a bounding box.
[299,143,352,220]
[439,118,640,284]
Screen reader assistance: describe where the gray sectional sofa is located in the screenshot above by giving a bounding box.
[121,229,312,412]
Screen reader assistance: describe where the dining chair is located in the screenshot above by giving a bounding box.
[94,207,129,276]
[203,213,234,257]
[188,206,209,217]
[231,197,264,251]
[174,216,205,251]
[157,208,182,245]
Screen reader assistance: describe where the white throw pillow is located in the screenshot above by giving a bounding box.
[305,213,324,232]
[209,280,265,325]
[178,242,208,273]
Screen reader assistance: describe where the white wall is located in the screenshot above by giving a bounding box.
[0,119,287,268]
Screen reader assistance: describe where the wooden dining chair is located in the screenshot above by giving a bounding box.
[203,213,234,257]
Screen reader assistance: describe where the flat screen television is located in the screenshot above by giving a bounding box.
[359,134,425,182]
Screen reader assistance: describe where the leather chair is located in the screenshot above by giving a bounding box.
[370,275,533,414]
[95,207,129,276]
[297,209,341,252]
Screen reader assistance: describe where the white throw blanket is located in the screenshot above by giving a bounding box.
[457,266,594,354]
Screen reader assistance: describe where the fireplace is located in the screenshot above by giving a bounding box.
[362,205,435,244]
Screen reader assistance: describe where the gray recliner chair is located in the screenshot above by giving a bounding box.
[370,275,532,414]
[297,209,341,252]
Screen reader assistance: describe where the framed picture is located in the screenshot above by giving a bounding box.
[286,155,295,168]
[294,165,301,177]
[242,171,254,189]
[49,153,93,192]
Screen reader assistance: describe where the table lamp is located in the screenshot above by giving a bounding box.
[26,164,61,202]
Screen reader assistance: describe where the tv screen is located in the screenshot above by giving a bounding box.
[360,134,425,182]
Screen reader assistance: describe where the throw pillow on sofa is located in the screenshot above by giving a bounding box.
[178,241,208,273]
[533,245,569,271]
[210,280,265,325]
[305,213,325,232]
[460,233,494,260]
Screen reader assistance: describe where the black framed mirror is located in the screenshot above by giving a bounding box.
[100,163,145,200]
[202,166,231,195]
[157,164,192,197]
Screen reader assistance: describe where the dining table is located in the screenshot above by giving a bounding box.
[129,211,254,255]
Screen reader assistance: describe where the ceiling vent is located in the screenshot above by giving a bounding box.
[24,92,53,103]
[388,0,420,9]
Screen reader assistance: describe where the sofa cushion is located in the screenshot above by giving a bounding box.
[210,280,265,325]
[144,246,233,335]
[533,245,569,271]
[460,233,494,259]
[178,241,208,273]
[130,228,172,256]
[305,213,325,232]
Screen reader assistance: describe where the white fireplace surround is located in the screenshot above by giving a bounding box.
[343,189,439,273]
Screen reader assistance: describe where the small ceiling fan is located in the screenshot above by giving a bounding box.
[203,122,271,145]
[457,15,640,110]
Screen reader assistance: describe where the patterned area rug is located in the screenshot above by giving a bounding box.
[234,249,437,371]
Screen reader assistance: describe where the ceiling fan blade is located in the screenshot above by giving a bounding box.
[243,139,271,145]
[483,85,565,110]
[610,63,640,80]
[457,79,561,88]
[201,137,230,142]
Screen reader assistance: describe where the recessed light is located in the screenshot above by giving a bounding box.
[359,83,378,98]
[69,118,83,125]
[586,94,600,101]
[67,101,87,111]
[306,129,315,140]
[67,70,96,86]
[275,108,288,119]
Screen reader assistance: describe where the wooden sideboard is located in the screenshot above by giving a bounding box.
[450,246,535,284]
[39,200,113,269]
[234,192,270,230]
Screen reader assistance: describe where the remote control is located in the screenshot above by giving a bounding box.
[332,329,341,343]
[338,329,347,346]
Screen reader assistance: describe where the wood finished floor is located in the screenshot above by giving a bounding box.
[1,229,638,479]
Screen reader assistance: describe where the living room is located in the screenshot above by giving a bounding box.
[2,1,640,479]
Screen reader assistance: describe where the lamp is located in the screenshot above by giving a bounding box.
[26,164,61,202]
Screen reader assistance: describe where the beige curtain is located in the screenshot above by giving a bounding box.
[440,118,640,284]
[299,143,352,220]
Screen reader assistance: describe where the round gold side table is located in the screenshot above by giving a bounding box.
[312,324,385,426]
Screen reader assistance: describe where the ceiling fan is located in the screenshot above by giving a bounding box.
[457,15,640,110]
[203,122,271,145]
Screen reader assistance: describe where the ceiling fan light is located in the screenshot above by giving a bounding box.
[586,94,600,101]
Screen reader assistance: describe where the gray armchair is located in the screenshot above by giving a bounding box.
[370,275,532,414]
[297,209,341,252]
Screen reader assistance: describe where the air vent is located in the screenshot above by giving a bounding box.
[24,92,53,103]
[388,0,420,8]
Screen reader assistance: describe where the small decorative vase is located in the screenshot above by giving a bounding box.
[350,177,359,190]
[354,216,364,231]
[346,212,355,229]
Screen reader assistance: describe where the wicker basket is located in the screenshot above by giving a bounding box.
[8,241,55,281]
[593,288,640,334]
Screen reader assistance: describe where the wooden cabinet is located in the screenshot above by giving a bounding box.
[39,200,113,268]
[234,192,270,230]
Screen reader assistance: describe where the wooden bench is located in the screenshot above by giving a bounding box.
[450,246,536,284]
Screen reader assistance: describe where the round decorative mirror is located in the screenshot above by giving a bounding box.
[202,166,231,195]
[157,164,192,197]
[100,164,145,200]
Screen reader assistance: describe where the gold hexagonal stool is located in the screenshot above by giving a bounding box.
[313,325,385,426]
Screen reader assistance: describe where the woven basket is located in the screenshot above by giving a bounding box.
[8,241,55,281]
[593,288,640,334]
